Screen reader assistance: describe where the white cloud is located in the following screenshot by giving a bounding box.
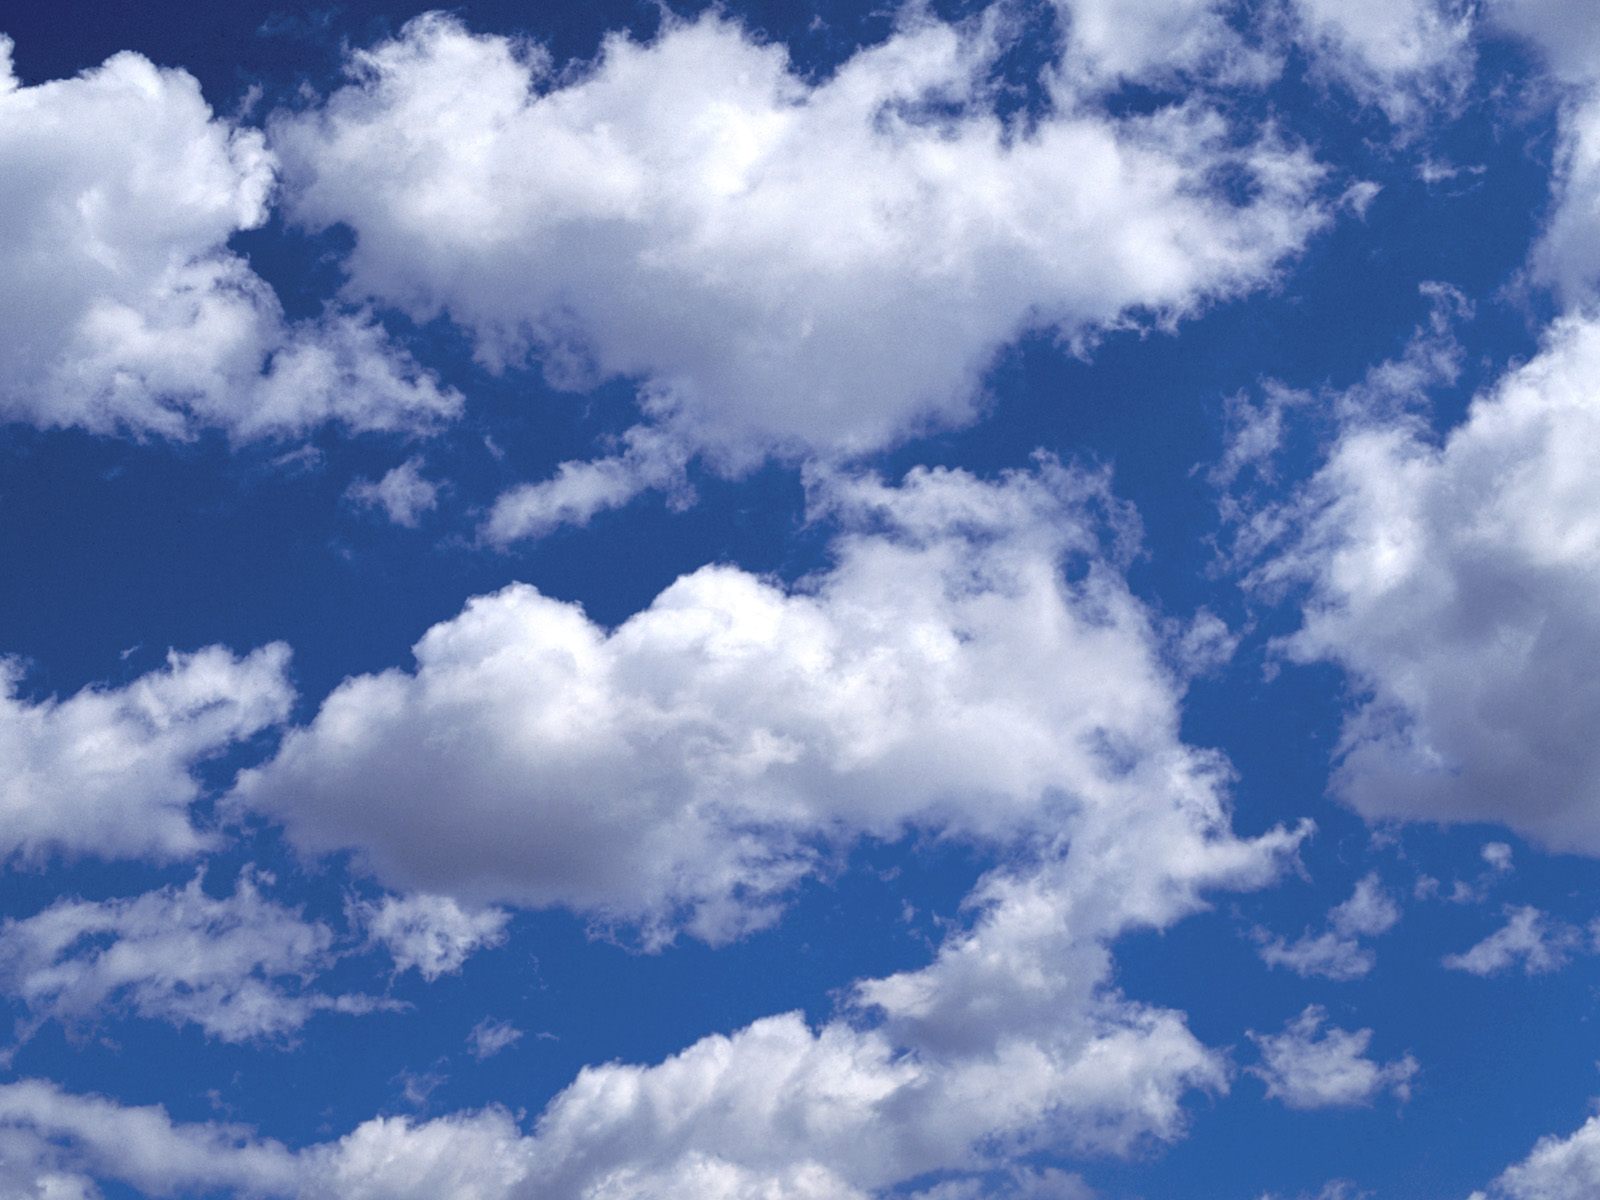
[0,1080,298,1198]
[347,457,441,527]
[1285,0,1473,125]
[1331,873,1403,937]
[1251,312,1600,853]
[0,776,1300,1200]
[237,457,1294,945]
[483,427,690,545]
[273,10,1325,526]
[1483,841,1515,872]
[1486,2,1600,304]
[1249,1006,1418,1109]
[1443,906,1584,976]
[1256,873,1400,980]
[303,1108,534,1200]
[223,457,1308,1194]
[0,644,292,864]
[1051,0,1257,88]
[0,870,386,1044]
[1474,1111,1600,1200]
[1488,0,1600,88]
[0,36,459,440]
[1258,930,1375,981]
[360,894,510,980]
[510,804,1300,1194]
[467,1018,524,1061]
[1528,92,1600,304]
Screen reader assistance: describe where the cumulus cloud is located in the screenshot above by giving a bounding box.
[1488,0,1600,88]
[346,458,441,527]
[1486,1,1600,303]
[1483,841,1515,873]
[1285,0,1473,125]
[0,644,292,864]
[0,735,1300,1200]
[467,1018,524,1061]
[1249,313,1600,853]
[220,455,1309,1193]
[483,427,690,545]
[359,894,510,980]
[1443,906,1586,976]
[0,36,458,440]
[237,457,1286,944]
[0,770,1298,1198]
[314,799,1298,1195]
[272,9,1325,530]
[1257,873,1401,980]
[1528,92,1600,303]
[0,871,387,1045]
[1051,0,1258,88]
[0,1080,297,1199]
[1473,1111,1600,1200]
[1249,1006,1418,1109]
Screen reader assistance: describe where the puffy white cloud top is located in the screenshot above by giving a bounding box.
[0,871,385,1043]
[0,36,458,439]
[1248,1006,1418,1110]
[273,12,1326,484]
[237,458,1272,943]
[1257,314,1600,853]
[0,644,292,864]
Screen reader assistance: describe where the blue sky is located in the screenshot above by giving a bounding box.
[1,1,1599,1197]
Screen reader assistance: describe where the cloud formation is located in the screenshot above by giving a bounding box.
[1257,873,1402,980]
[1473,1110,1600,1200]
[1443,906,1586,976]
[1249,1006,1418,1109]
[1254,313,1600,853]
[0,871,385,1044]
[347,458,441,527]
[239,458,1274,944]
[1286,0,1473,125]
[360,893,510,980]
[0,37,458,439]
[273,10,1326,529]
[0,645,291,864]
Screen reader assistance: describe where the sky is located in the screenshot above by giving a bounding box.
[1,0,1600,1197]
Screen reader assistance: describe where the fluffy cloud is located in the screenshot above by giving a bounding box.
[1257,873,1401,980]
[1051,0,1253,87]
[237,457,1280,944]
[1473,1112,1600,1200]
[0,746,1299,1200]
[273,10,1325,518]
[0,789,1300,1197]
[0,1080,298,1198]
[1528,91,1600,303]
[359,893,510,980]
[346,458,441,527]
[221,456,1307,1193]
[0,645,292,864]
[1285,0,1473,124]
[1487,1,1600,303]
[1488,0,1600,88]
[484,428,689,545]
[1252,313,1600,852]
[1442,906,1586,976]
[1248,1006,1418,1109]
[467,1018,524,1061]
[518,806,1300,1195]
[0,36,458,439]
[0,871,386,1044]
